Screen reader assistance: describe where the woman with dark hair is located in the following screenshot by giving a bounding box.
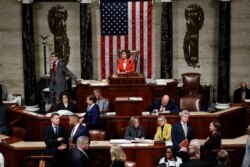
[116,50,135,74]
[204,121,222,166]
[159,146,183,167]
[56,91,77,113]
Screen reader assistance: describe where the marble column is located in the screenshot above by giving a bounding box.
[79,0,93,79]
[217,0,231,104]
[19,0,36,105]
[160,0,173,78]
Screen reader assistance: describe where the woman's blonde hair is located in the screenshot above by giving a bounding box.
[157,115,167,124]
[129,116,139,126]
[110,144,126,161]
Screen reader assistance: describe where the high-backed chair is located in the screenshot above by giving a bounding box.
[180,97,201,111]
[117,50,140,69]
[125,161,136,167]
[89,129,106,140]
[181,73,205,110]
[12,127,26,140]
[182,73,201,96]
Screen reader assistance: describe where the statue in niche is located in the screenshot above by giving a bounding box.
[48,5,70,65]
[183,4,204,68]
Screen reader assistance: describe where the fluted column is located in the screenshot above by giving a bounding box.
[160,0,173,78]
[19,0,36,105]
[79,0,93,79]
[217,0,231,104]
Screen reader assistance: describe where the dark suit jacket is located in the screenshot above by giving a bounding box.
[180,159,209,167]
[44,124,68,155]
[71,148,90,167]
[204,132,221,151]
[149,98,180,114]
[124,125,145,140]
[233,88,250,103]
[56,101,77,113]
[71,124,90,144]
[50,59,78,100]
[111,160,125,167]
[84,104,100,129]
[171,121,194,153]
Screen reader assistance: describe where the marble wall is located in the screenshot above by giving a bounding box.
[0,0,250,102]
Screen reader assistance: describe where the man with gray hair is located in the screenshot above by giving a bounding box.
[180,139,209,167]
[71,136,90,167]
[171,110,194,162]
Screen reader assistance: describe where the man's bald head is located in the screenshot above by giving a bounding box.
[161,95,170,106]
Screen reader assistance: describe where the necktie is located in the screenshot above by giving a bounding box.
[183,124,187,138]
[71,127,75,139]
[55,126,58,137]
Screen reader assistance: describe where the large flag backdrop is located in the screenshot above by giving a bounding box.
[100,0,153,79]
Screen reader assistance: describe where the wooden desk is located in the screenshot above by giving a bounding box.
[0,135,247,167]
[8,106,246,141]
[114,97,144,116]
[76,82,179,113]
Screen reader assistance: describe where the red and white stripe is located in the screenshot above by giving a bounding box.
[100,0,152,79]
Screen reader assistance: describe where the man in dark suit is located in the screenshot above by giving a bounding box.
[49,52,79,109]
[180,139,209,167]
[149,95,180,114]
[233,82,250,103]
[82,95,100,129]
[69,114,89,145]
[71,136,91,167]
[171,110,194,162]
[44,113,68,167]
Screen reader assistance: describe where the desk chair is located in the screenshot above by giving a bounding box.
[125,161,136,167]
[89,129,106,140]
[12,127,26,140]
[22,155,53,167]
[180,97,201,111]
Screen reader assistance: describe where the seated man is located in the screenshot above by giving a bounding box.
[149,95,180,114]
[116,50,135,74]
[233,82,250,103]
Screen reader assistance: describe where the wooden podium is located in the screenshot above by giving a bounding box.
[109,73,145,85]
[115,97,144,116]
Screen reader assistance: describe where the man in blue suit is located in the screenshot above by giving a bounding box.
[149,95,180,114]
[82,95,100,129]
[171,110,194,162]
[71,136,91,167]
[69,114,89,145]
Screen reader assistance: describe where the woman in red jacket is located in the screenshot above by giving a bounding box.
[116,50,135,74]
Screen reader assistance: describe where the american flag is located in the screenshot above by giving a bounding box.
[100,0,152,79]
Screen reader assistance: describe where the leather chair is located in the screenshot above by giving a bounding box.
[125,161,136,167]
[89,129,106,140]
[181,73,205,109]
[22,155,53,167]
[118,49,140,69]
[12,127,26,140]
[182,73,201,96]
[180,97,201,111]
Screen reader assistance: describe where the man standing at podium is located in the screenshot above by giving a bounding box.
[49,52,79,110]
[149,95,180,114]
